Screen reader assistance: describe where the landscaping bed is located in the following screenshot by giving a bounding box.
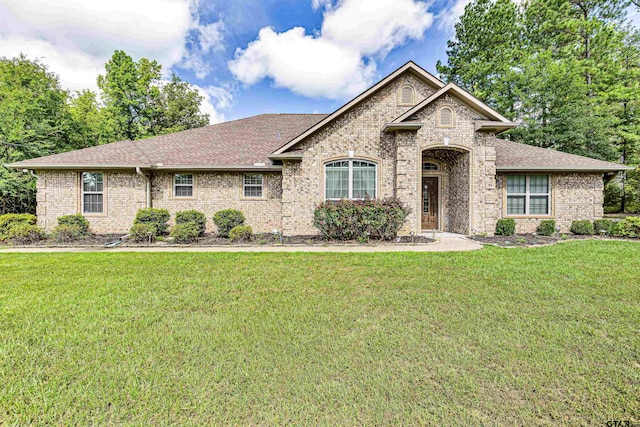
[472,233,632,247]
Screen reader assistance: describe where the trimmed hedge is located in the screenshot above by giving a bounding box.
[54,214,90,240]
[495,218,515,236]
[313,198,409,241]
[570,220,594,235]
[229,225,253,242]
[536,220,556,236]
[129,223,157,243]
[170,222,200,244]
[613,216,640,238]
[133,208,170,235]
[0,213,37,241]
[593,219,616,236]
[175,210,206,236]
[213,209,245,238]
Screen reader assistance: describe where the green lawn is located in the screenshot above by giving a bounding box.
[1,241,639,425]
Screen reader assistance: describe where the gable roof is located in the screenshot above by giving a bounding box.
[7,114,327,171]
[393,82,514,125]
[271,61,445,155]
[494,138,633,172]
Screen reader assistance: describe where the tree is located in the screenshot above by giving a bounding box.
[149,74,209,135]
[0,55,75,214]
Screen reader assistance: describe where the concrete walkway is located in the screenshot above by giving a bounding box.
[1,236,483,253]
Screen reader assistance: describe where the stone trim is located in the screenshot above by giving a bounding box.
[436,106,456,128]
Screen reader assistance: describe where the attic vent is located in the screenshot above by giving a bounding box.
[438,107,455,128]
[398,85,415,105]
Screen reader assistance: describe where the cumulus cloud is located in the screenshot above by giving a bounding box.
[436,0,473,31]
[229,0,433,100]
[0,0,228,123]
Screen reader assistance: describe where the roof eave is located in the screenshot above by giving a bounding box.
[152,165,283,172]
[496,165,634,172]
[5,163,284,172]
[475,121,518,132]
[4,163,150,170]
[268,153,303,161]
[382,122,424,133]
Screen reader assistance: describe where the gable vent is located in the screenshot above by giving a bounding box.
[399,85,414,105]
[438,107,454,127]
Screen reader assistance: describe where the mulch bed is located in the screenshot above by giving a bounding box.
[471,233,631,247]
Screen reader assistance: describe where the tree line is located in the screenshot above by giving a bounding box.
[437,0,640,212]
[0,50,209,214]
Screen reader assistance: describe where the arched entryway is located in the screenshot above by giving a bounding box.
[421,147,471,234]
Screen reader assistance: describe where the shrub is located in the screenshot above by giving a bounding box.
[613,216,640,238]
[4,223,44,244]
[229,225,253,242]
[52,224,81,243]
[175,210,206,236]
[495,218,515,236]
[213,209,245,237]
[57,214,90,236]
[570,220,594,235]
[0,213,37,240]
[536,220,556,236]
[313,198,409,241]
[129,223,157,243]
[170,222,200,244]
[593,219,616,236]
[133,208,170,234]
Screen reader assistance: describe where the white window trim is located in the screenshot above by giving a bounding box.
[243,174,264,198]
[82,172,104,214]
[173,173,194,198]
[506,175,551,216]
[324,159,378,201]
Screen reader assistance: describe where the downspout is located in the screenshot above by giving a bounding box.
[136,167,151,208]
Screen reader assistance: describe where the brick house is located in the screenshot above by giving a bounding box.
[8,61,631,236]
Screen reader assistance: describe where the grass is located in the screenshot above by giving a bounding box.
[1,241,639,425]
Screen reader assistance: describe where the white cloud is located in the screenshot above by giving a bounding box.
[0,0,228,123]
[192,85,233,123]
[321,0,433,57]
[229,27,375,99]
[229,0,433,100]
[436,0,473,31]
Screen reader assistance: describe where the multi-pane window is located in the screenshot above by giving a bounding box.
[174,174,193,197]
[422,162,439,171]
[506,175,550,215]
[82,172,103,214]
[243,174,263,198]
[325,160,376,200]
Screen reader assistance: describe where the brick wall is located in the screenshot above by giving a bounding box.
[495,172,604,233]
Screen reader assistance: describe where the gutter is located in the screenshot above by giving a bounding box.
[136,167,152,208]
[496,165,635,172]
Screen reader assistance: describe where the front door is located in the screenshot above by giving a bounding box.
[422,177,438,230]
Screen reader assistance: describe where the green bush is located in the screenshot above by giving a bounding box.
[52,224,82,243]
[129,223,157,243]
[133,208,170,234]
[213,209,245,237]
[613,216,640,238]
[170,222,200,244]
[495,218,516,236]
[570,220,594,235]
[229,225,253,242]
[536,220,556,236]
[57,214,90,235]
[4,223,44,244]
[0,213,37,240]
[175,210,206,236]
[593,219,616,236]
[313,198,409,241]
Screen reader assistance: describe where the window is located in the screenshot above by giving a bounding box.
[422,162,439,171]
[325,160,377,200]
[174,174,193,197]
[399,85,414,105]
[82,172,103,214]
[243,174,263,198]
[506,175,550,215]
[438,107,454,127]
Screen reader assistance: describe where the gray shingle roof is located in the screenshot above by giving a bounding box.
[6,114,631,172]
[494,138,631,171]
[7,114,328,169]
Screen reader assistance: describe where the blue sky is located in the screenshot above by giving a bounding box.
[1,0,638,122]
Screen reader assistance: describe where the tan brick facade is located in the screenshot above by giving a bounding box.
[34,71,607,237]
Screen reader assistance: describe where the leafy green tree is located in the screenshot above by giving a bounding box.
[149,74,209,135]
[0,55,75,214]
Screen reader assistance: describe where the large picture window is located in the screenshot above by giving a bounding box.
[174,174,194,197]
[82,172,103,214]
[325,160,377,200]
[506,175,550,215]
